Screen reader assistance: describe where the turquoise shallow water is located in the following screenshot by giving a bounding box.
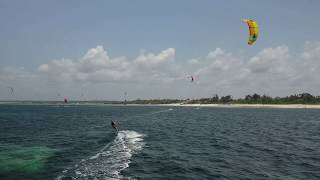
[0,105,320,179]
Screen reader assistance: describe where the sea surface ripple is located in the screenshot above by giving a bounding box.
[0,105,320,179]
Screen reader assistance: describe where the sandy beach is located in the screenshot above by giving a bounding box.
[130,103,320,109]
[2,102,320,109]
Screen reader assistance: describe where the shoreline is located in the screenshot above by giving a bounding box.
[125,103,320,109]
[1,102,320,109]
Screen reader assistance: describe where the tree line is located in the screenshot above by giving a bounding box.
[125,93,320,104]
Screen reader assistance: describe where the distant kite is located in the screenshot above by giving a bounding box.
[7,87,14,94]
[242,19,259,45]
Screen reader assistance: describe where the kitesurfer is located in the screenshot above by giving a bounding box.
[111,120,119,133]
[188,76,194,82]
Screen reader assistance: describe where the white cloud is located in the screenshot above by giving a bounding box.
[0,66,36,81]
[134,48,175,67]
[207,48,225,59]
[188,58,200,65]
[38,64,49,72]
[3,41,320,100]
[301,41,320,60]
[193,48,242,86]
[248,46,290,74]
[37,46,178,84]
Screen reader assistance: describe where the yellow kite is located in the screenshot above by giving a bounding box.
[243,19,259,45]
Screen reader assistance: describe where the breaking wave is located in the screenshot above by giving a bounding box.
[56,130,145,180]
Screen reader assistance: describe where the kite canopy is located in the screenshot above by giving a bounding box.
[7,87,14,94]
[243,19,259,45]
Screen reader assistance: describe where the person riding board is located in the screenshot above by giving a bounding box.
[111,120,119,133]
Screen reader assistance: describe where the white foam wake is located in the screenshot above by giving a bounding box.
[147,108,173,115]
[56,130,145,180]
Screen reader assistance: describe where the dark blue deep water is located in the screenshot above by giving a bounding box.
[0,104,320,179]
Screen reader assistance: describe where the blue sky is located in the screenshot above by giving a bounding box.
[1,0,320,100]
[1,0,319,67]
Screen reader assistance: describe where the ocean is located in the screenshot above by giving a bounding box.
[0,104,319,180]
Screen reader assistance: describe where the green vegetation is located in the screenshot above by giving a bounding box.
[233,93,320,104]
[125,93,320,105]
